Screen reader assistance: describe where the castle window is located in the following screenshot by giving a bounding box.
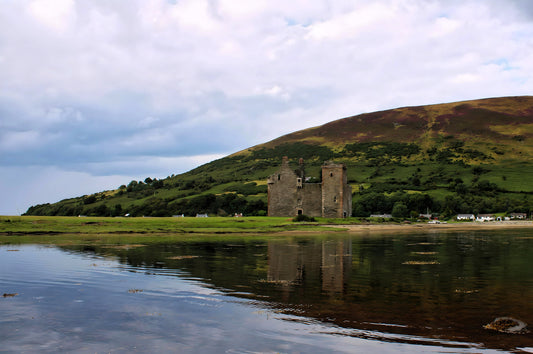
[330,172,333,177]
[278,174,281,180]
[333,196,337,203]
[297,178,302,188]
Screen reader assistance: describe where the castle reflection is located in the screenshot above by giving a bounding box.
[267,239,352,296]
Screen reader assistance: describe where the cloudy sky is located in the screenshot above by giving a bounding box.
[1,0,533,215]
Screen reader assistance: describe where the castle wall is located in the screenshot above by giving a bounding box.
[268,158,352,218]
[343,183,353,217]
[300,183,322,217]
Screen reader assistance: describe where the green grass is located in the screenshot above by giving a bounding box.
[0,216,336,236]
[483,162,533,192]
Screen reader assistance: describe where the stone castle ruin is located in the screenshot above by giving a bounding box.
[267,157,352,218]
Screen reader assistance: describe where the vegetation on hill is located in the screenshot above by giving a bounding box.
[24,96,533,219]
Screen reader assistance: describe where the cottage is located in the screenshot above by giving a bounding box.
[457,214,475,221]
[370,214,392,218]
[476,214,495,222]
[509,213,528,220]
[267,157,352,218]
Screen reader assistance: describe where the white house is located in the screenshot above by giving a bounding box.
[457,214,475,221]
[509,213,527,220]
[476,214,495,222]
[370,214,392,218]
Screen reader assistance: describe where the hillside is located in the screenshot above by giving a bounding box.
[25,96,533,218]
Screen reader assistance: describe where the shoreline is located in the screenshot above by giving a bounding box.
[1,221,532,245]
[1,215,532,238]
[324,221,533,234]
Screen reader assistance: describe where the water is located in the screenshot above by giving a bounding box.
[1,230,533,353]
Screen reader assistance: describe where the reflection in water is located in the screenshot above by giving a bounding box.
[2,231,533,353]
[267,240,352,297]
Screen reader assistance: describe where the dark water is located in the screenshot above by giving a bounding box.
[1,230,533,353]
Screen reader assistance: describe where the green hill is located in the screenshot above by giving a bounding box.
[25,96,533,218]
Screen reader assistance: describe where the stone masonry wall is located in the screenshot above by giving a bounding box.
[321,163,345,218]
[299,183,322,217]
[268,157,352,218]
[267,157,298,217]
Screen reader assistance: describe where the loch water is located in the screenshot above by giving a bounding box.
[1,230,533,353]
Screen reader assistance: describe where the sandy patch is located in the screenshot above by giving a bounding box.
[324,221,533,234]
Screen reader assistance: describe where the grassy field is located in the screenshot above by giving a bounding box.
[2,215,532,246]
[0,215,341,236]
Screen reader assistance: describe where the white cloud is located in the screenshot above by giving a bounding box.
[27,0,75,32]
[307,2,396,41]
[430,16,461,38]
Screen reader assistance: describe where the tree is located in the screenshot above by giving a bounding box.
[409,175,421,187]
[89,204,109,216]
[152,179,164,189]
[83,195,97,204]
[352,203,368,217]
[127,180,138,192]
[407,193,434,213]
[455,183,467,195]
[112,204,123,217]
[391,202,408,218]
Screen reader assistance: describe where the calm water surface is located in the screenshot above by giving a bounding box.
[1,230,533,353]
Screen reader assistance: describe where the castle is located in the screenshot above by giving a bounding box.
[267,157,352,218]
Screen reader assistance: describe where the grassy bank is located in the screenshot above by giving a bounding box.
[2,216,532,246]
[0,215,337,236]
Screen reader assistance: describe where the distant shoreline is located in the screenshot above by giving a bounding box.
[324,221,533,234]
[1,215,532,238]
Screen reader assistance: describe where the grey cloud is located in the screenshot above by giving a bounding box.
[0,84,333,174]
[500,0,533,18]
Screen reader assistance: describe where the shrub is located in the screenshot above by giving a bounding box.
[292,214,316,222]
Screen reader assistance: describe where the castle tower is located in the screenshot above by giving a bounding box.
[267,156,299,216]
[321,162,352,218]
